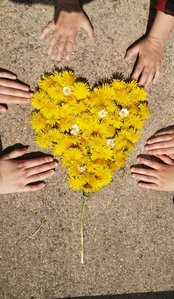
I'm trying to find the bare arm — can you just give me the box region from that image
[125,10,174,88]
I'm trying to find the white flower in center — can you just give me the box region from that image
[70,124,80,135]
[119,108,129,118]
[106,138,115,149]
[79,165,87,173]
[98,109,108,118]
[62,86,72,96]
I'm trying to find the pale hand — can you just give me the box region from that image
[131,156,174,191]
[0,148,58,194]
[40,9,94,61]
[125,35,164,89]
[145,130,174,157]
[0,71,32,113]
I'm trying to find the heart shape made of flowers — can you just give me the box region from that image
[31,70,150,193]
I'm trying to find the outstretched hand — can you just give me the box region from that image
[0,148,58,194]
[40,6,94,61]
[125,36,164,89]
[145,130,174,157]
[0,71,32,113]
[131,156,174,191]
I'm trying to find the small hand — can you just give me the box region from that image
[0,71,32,113]
[145,130,174,155]
[0,148,58,194]
[40,8,94,61]
[131,156,174,191]
[125,35,164,89]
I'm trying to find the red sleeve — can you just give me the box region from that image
[154,0,174,15]
[154,0,167,12]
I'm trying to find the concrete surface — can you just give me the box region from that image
[0,0,174,298]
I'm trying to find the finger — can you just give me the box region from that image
[0,79,29,91]
[168,154,174,159]
[130,166,156,177]
[56,37,67,61]
[138,182,159,190]
[155,130,174,136]
[0,94,31,104]
[24,156,54,168]
[0,72,17,80]
[48,35,59,56]
[158,154,174,165]
[27,169,55,184]
[0,104,8,113]
[144,72,155,89]
[152,68,160,85]
[138,68,149,87]
[2,148,28,160]
[146,134,174,145]
[23,182,46,192]
[39,22,54,40]
[0,86,32,98]
[82,21,94,42]
[65,37,75,60]
[27,161,57,176]
[147,147,174,155]
[131,64,144,81]
[131,173,157,183]
[137,157,161,170]
[124,44,140,61]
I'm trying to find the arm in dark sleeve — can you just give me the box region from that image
[154,0,174,16]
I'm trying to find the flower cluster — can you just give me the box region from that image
[31,71,150,192]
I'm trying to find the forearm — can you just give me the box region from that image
[148,10,174,43]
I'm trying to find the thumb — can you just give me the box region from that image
[82,21,94,42]
[125,43,140,61]
[3,148,28,160]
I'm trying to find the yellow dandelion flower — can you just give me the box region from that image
[120,128,140,143]
[61,71,76,86]
[31,112,47,132]
[94,84,115,100]
[38,75,57,91]
[41,102,60,119]
[59,116,77,132]
[111,79,127,90]
[36,131,52,149]
[47,129,62,143]
[46,114,59,126]
[61,148,83,166]
[113,151,127,168]
[69,176,86,191]
[95,168,113,186]
[139,102,150,119]
[47,85,65,102]
[31,91,49,110]
[91,146,113,160]
[123,115,144,130]
[72,82,90,99]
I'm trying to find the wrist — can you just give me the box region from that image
[147,34,165,47]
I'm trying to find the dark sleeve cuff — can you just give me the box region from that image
[154,0,174,16]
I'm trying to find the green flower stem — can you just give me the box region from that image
[80,192,89,264]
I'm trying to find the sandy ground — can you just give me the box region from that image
[0,0,174,298]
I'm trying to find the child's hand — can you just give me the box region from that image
[125,36,164,89]
[0,148,58,194]
[145,130,174,155]
[40,8,94,61]
[131,156,174,191]
[0,71,32,113]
